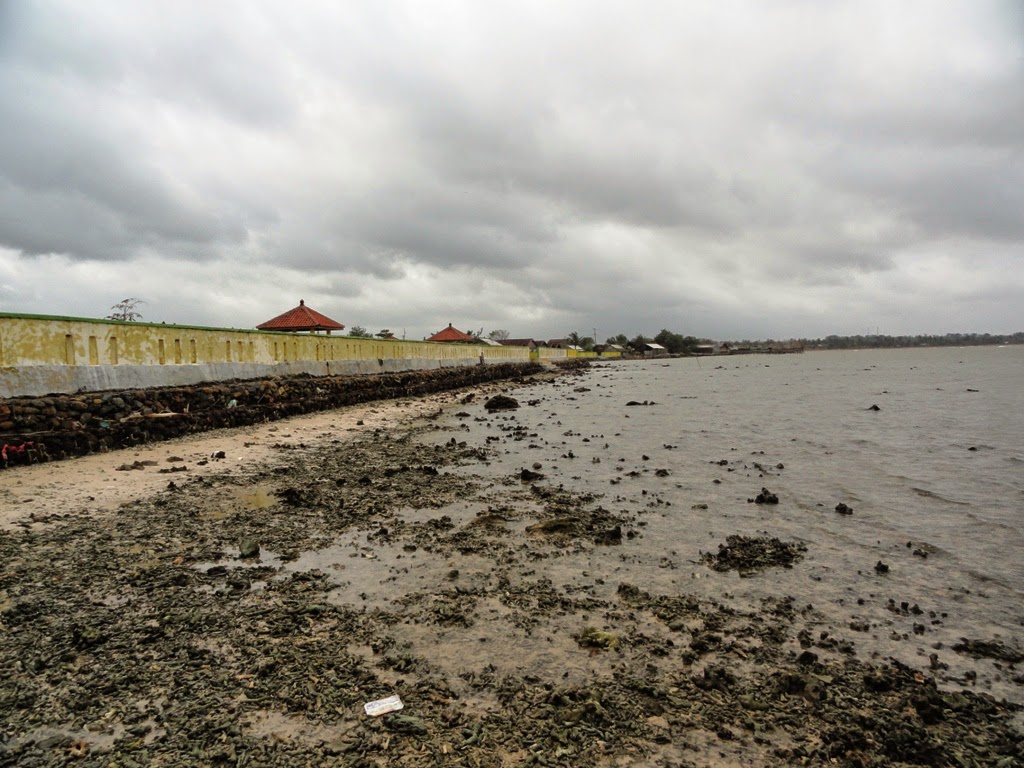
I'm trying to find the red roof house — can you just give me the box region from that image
[426,323,476,343]
[256,300,345,334]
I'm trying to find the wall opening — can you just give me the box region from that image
[236,341,244,362]
[247,341,254,362]
[174,339,182,364]
[225,340,232,362]
[110,337,119,365]
[88,336,99,365]
[189,339,197,364]
[64,335,76,365]
[158,339,166,365]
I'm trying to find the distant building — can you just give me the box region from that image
[641,342,667,357]
[256,300,345,334]
[426,323,476,343]
[500,338,539,350]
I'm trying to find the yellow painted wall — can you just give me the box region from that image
[0,313,548,368]
[536,347,566,360]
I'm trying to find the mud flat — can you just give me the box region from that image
[1,363,1022,767]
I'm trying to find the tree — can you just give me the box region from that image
[567,331,581,347]
[488,329,510,341]
[606,334,629,346]
[376,329,393,339]
[348,326,368,337]
[653,329,702,354]
[628,334,648,352]
[579,336,595,351]
[107,298,144,322]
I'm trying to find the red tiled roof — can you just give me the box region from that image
[426,323,476,342]
[256,300,345,332]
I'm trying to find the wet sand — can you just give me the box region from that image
[1,365,1021,767]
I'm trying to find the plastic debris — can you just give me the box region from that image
[363,694,404,717]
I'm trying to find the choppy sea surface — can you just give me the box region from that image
[438,345,1024,704]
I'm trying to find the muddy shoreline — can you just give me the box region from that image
[1,365,1021,767]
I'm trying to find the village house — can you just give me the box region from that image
[426,323,477,343]
[499,338,540,350]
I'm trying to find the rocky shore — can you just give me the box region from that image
[1,363,1021,767]
[0,362,545,468]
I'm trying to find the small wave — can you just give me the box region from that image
[963,569,1021,594]
[911,487,970,505]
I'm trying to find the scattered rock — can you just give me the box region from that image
[701,535,807,574]
[953,639,1024,664]
[484,395,519,411]
[238,539,260,558]
[116,460,157,471]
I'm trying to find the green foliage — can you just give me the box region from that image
[801,332,1024,349]
[654,329,700,354]
[488,329,510,341]
[348,326,368,337]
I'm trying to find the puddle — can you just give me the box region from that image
[243,710,357,745]
[235,485,278,509]
[199,484,279,520]
[281,531,455,608]
[393,597,625,686]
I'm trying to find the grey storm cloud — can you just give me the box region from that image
[0,0,1021,338]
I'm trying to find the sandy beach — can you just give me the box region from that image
[1,393,450,532]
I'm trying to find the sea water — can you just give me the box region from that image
[439,345,1024,703]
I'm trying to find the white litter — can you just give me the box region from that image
[363,694,404,717]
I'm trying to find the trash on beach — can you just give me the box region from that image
[363,694,404,717]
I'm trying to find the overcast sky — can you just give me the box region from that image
[0,1,1021,341]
